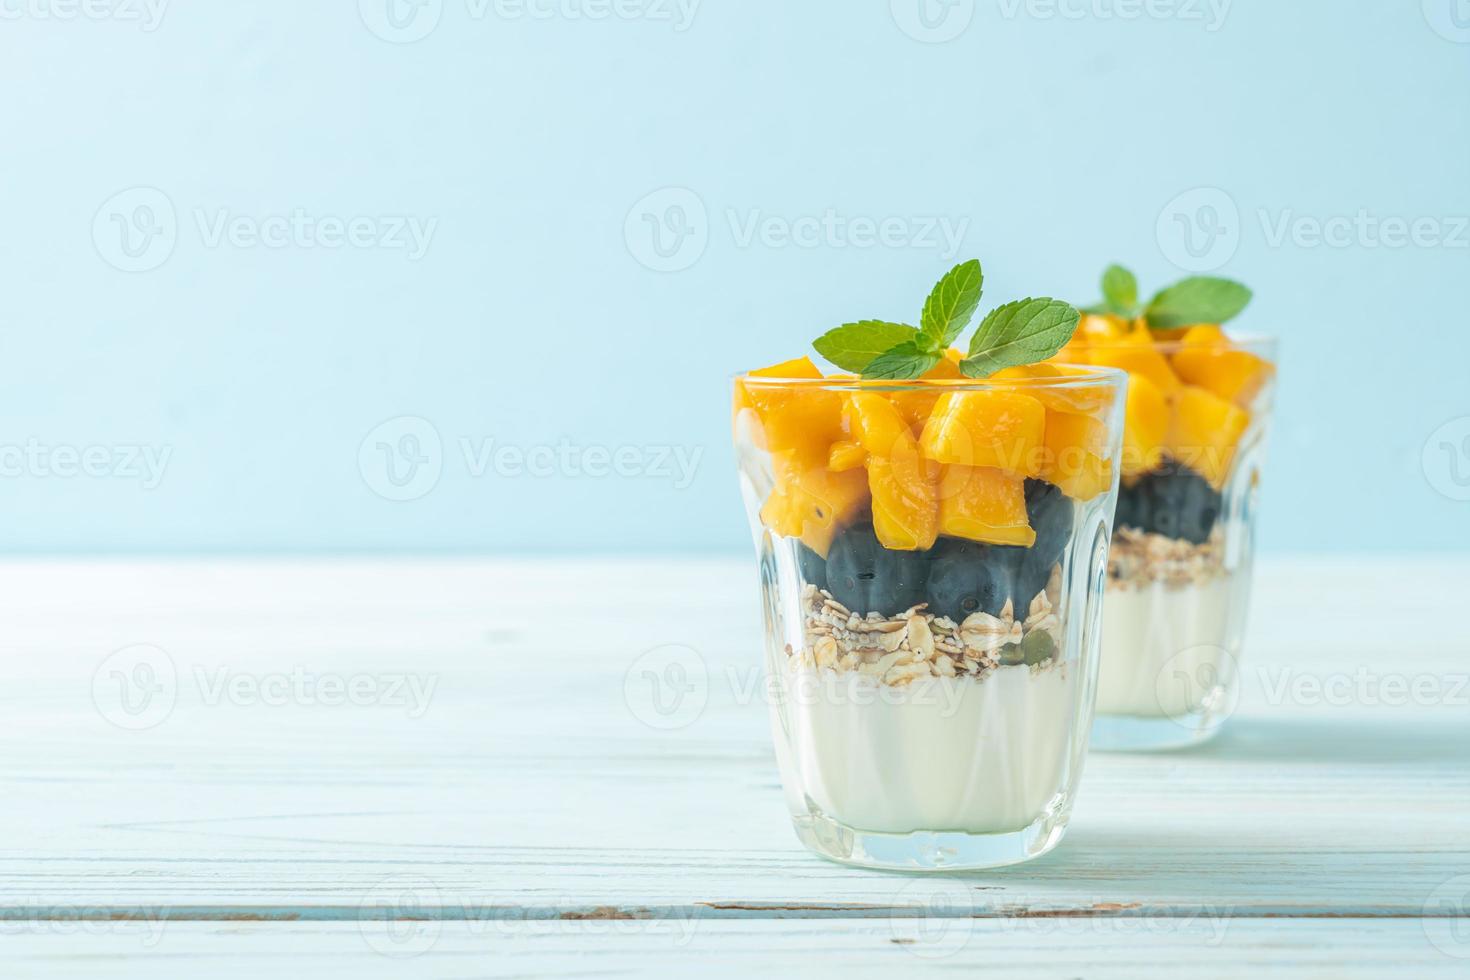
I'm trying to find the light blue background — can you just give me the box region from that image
[1,1,1466,553]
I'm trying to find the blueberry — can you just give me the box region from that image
[1023,479,1074,573]
[1010,547,1052,614]
[926,537,1015,622]
[826,524,930,618]
[1115,480,1147,531]
[796,543,828,592]
[1138,461,1220,544]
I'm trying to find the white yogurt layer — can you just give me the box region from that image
[1096,578,1233,718]
[773,665,1078,835]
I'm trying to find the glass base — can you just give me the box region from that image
[1090,709,1225,752]
[790,800,1070,871]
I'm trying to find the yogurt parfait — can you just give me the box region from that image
[733,260,1126,870]
[1070,266,1277,750]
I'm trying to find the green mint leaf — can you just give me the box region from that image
[1100,264,1138,316]
[961,298,1080,378]
[862,341,941,380]
[919,259,984,348]
[1144,276,1252,329]
[813,320,918,373]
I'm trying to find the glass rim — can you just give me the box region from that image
[1082,331,1278,357]
[734,363,1129,392]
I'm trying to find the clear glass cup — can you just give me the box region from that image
[733,365,1127,870]
[1084,330,1278,751]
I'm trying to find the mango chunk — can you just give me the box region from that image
[1121,372,1169,477]
[843,392,912,457]
[937,465,1035,547]
[1166,385,1249,488]
[828,439,866,472]
[991,363,1115,416]
[1170,325,1274,408]
[1087,328,1181,396]
[759,463,869,558]
[891,351,965,432]
[867,443,940,551]
[737,357,842,468]
[1078,313,1130,344]
[919,390,1046,476]
[1037,410,1113,501]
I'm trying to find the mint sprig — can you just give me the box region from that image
[920,259,983,349]
[1144,276,1252,329]
[812,320,919,374]
[962,299,1081,379]
[1085,264,1252,331]
[812,259,1080,380]
[864,341,942,380]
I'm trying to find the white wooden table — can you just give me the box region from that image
[2,557,1468,976]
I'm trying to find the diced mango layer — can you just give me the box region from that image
[937,465,1035,547]
[919,390,1046,476]
[1166,385,1250,488]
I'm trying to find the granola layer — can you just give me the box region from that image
[1107,525,1226,590]
[788,573,1064,687]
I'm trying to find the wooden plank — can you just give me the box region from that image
[1,919,1467,979]
[0,558,1466,921]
